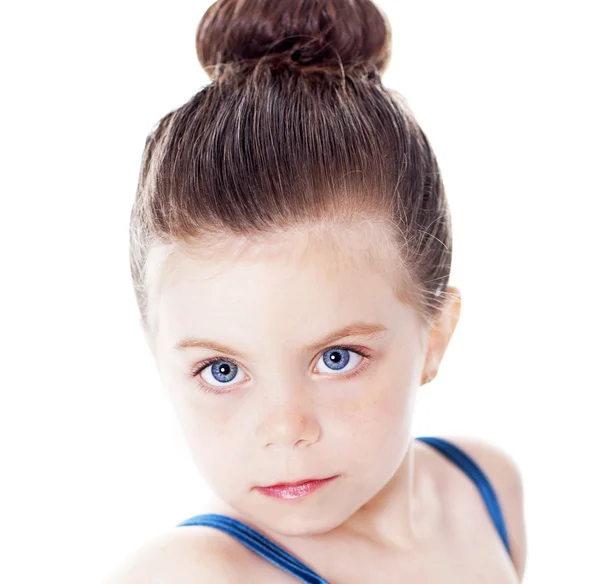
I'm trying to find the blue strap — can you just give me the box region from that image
[415,436,512,557]
[176,513,330,583]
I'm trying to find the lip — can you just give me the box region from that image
[254,475,339,500]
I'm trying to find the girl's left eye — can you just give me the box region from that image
[190,345,371,394]
[314,346,368,375]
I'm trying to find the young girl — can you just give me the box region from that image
[108,0,526,582]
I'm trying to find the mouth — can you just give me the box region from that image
[254,475,340,500]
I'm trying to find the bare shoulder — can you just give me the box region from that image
[103,525,261,584]
[443,435,528,581]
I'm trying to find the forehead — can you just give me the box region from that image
[162,219,403,278]
[148,221,417,339]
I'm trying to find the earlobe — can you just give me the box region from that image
[420,286,462,385]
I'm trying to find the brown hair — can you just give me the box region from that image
[130,0,453,333]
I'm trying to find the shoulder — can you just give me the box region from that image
[103,525,260,584]
[442,435,528,581]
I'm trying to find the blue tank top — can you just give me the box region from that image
[176,436,512,583]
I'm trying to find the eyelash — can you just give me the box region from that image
[190,344,373,395]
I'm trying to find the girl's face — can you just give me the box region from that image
[146,225,435,536]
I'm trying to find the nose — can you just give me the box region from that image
[256,386,321,449]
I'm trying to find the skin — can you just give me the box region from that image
[108,222,526,583]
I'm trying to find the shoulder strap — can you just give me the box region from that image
[176,513,330,584]
[415,436,511,557]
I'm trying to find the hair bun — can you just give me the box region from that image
[196,0,391,79]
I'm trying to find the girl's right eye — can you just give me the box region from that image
[192,358,246,394]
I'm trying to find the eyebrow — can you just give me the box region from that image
[175,321,388,359]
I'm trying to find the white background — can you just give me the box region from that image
[1,1,598,582]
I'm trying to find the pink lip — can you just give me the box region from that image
[255,476,339,500]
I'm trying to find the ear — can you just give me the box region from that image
[420,286,461,385]
[140,317,155,358]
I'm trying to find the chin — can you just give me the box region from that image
[254,503,350,538]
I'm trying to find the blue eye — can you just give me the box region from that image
[200,360,243,387]
[315,346,365,374]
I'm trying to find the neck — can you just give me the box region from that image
[336,437,433,551]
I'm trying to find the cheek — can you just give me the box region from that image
[338,371,414,422]
[174,411,244,489]
[166,392,226,460]
[327,377,415,455]
[167,389,255,478]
